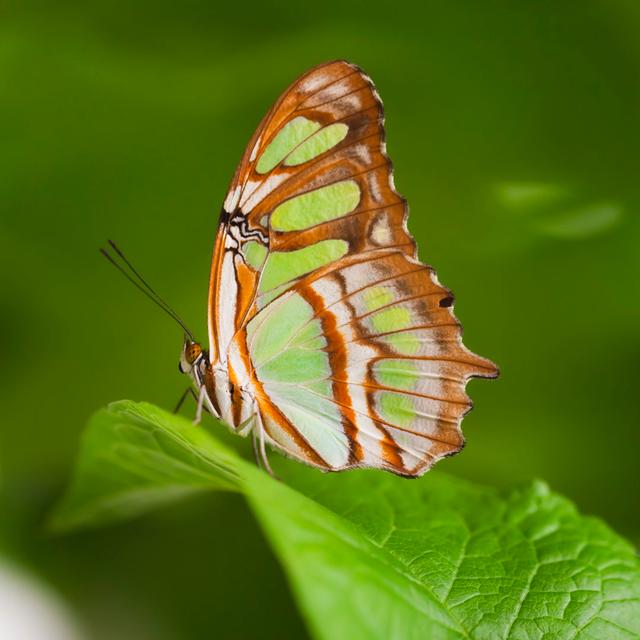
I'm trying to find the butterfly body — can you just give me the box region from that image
[181,60,498,477]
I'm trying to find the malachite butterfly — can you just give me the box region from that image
[121,60,498,477]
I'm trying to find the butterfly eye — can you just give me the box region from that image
[186,343,202,364]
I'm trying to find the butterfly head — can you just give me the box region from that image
[179,336,204,375]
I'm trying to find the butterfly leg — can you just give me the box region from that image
[252,432,275,477]
[173,386,197,414]
[251,431,261,467]
[253,412,276,478]
[193,384,206,425]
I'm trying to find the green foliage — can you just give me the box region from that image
[53,401,640,639]
[494,182,624,240]
[51,402,238,530]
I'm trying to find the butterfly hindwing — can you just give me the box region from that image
[245,250,496,475]
[208,60,498,476]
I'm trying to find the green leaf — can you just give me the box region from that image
[50,401,239,530]
[535,202,623,239]
[494,182,571,213]
[54,401,640,639]
[493,182,624,241]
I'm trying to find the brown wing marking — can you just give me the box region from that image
[296,275,364,466]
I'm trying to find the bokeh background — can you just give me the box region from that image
[1,1,638,637]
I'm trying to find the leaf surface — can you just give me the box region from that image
[54,401,640,639]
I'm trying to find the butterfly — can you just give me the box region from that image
[167,60,497,477]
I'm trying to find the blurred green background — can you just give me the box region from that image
[1,1,638,637]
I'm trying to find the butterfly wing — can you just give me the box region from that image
[208,60,411,361]
[209,60,498,476]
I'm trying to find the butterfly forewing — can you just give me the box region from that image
[208,60,497,476]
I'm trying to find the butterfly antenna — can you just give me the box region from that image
[100,241,196,341]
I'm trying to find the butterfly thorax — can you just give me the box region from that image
[179,337,257,433]
[208,359,257,433]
